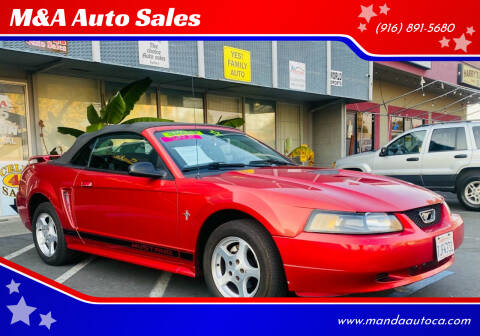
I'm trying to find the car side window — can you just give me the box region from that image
[88,133,161,173]
[71,140,95,167]
[473,126,480,149]
[428,127,467,152]
[386,130,426,156]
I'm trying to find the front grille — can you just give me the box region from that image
[403,203,443,229]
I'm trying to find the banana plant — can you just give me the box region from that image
[216,116,245,128]
[57,77,172,138]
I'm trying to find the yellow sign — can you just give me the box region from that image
[459,63,480,89]
[224,46,251,82]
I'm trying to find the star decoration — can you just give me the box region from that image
[39,311,57,330]
[439,36,450,48]
[379,3,390,15]
[358,5,377,23]
[358,23,367,32]
[7,296,37,325]
[453,33,472,52]
[467,26,475,35]
[6,279,20,294]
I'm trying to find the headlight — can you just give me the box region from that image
[305,211,403,234]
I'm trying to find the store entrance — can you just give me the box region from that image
[345,111,374,156]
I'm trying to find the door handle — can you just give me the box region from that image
[454,154,468,159]
[80,181,93,188]
[406,157,419,161]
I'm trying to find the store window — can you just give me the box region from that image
[0,83,29,160]
[244,99,275,147]
[160,91,204,123]
[105,82,157,121]
[346,111,374,156]
[391,116,404,139]
[207,95,242,126]
[36,74,101,152]
[391,116,425,139]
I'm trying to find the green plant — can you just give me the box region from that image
[57,77,171,138]
[216,116,245,128]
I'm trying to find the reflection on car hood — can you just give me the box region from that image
[202,167,442,213]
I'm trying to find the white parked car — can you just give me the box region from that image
[334,120,480,211]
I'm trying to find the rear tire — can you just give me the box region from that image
[32,202,78,265]
[203,219,287,297]
[456,172,480,211]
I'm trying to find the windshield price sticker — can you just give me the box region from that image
[161,130,203,142]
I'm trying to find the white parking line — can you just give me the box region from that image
[55,256,96,284]
[149,272,172,297]
[3,244,35,260]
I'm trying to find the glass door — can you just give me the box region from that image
[0,81,30,216]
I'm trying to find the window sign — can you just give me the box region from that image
[289,61,306,91]
[224,46,251,82]
[330,70,343,87]
[138,41,169,68]
[0,161,26,216]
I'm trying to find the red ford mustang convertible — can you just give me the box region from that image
[17,123,464,297]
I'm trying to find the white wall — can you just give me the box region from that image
[312,103,345,167]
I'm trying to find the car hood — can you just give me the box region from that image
[201,167,442,213]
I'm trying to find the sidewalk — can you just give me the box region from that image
[0,216,29,238]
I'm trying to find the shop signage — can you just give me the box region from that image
[25,41,68,54]
[138,41,169,68]
[0,95,24,145]
[330,70,343,87]
[0,161,26,216]
[289,61,306,91]
[458,63,480,89]
[224,46,251,82]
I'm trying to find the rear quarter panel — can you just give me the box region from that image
[18,163,79,231]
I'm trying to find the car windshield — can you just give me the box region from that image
[155,129,293,172]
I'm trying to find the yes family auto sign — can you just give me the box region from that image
[0,161,26,216]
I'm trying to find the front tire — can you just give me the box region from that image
[32,202,78,265]
[203,219,287,297]
[457,173,480,211]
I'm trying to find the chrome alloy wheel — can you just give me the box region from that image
[211,236,261,297]
[465,181,480,205]
[35,213,58,257]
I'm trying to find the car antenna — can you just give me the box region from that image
[192,76,200,179]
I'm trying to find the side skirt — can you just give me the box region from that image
[64,230,196,278]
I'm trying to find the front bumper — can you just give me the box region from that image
[273,210,464,297]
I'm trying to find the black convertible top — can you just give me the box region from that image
[55,122,228,164]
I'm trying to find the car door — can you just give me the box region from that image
[372,129,428,185]
[72,133,178,248]
[421,125,472,189]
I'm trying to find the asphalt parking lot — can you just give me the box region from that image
[1,192,479,298]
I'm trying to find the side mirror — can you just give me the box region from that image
[128,162,167,178]
[379,147,388,157]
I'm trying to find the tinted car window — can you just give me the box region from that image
[429,127,467,152]
[386,130,426,156]
[89,134,160,173]
[71,140,95,166]
[473,126,480,149]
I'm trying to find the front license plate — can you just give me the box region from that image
[435,232,454,262]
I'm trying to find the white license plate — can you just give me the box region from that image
[435,232,454,262]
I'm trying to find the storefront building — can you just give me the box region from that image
[0,40,371,216]
[344,61,478,156]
